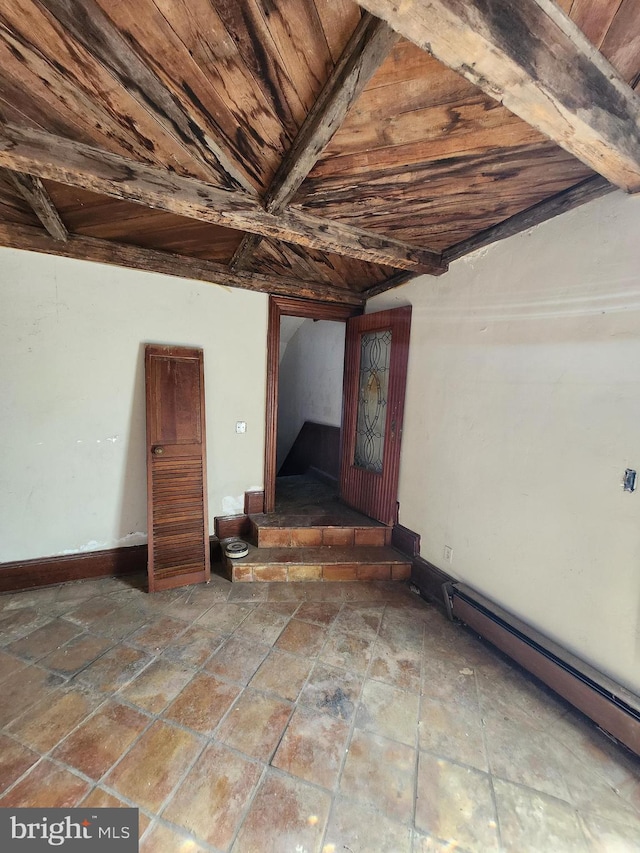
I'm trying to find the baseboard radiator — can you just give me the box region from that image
[446,582,640,757]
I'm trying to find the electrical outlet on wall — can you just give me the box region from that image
[443,545,453,563]
[235,421,246,434]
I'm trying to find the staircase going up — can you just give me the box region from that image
[218,475,412,583]
[221,508,411,583]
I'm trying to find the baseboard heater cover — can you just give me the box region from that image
[449,582,640,758]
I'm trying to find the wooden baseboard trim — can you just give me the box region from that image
[1,536,223,594]
[214,514,253,540]
[244,490,265,514]
[411,555,456,613]
[307,466,337,487]
[0,545,148,593]
[279,422,341,482]
[392,524,421,557]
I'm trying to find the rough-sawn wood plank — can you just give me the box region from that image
[357,0,640,191]
[0,221,365,305]
[0,124,446,273]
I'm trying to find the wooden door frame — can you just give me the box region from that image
[264,295,361,514]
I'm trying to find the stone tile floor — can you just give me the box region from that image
[1,572,639,852]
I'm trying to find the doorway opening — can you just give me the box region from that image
[275,315,346,511]
[264,297,411,527]
[263,296,360,514]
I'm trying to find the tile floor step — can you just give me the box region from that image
[250,519,391,549]
[250,506,384,529]
[222,544,411,583]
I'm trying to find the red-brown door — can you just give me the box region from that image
[339,306,411,525]
[145,344,210,592]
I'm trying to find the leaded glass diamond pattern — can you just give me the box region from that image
[353,329,392,473]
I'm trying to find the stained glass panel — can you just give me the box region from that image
[353,329,392,473]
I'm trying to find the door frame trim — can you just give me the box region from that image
[264,296,361,513]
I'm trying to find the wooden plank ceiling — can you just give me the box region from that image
[0,0,638,306]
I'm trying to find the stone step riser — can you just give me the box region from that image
[251,522,392,549]
[223,558,411,583]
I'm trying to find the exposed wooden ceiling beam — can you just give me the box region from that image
[443,175,616,263]
[230,12,399,273]
[357,0,640,192]
[1,168,68,241]
[0,124,446,274]
[0,221,365,306]
[265,13,399,214]
[362,270,416,300]
[363,175,616,294]
[36,0,256,194]
[229,233,264,273]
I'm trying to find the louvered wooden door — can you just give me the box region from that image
[145,345,210,592]
[339,306,411,526]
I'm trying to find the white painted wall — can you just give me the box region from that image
[369,190,640,693]
[279,315,306,361]
[277,319,345,469]
[0,249,268,562]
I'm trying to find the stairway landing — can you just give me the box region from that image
[222,475,411,583]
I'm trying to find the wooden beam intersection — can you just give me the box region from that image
[1,167,68,241]
[0,221,365,306]
[230,12,399,273]
[358,0,640,192]
[264,13,399,215]
[0,124,446,274]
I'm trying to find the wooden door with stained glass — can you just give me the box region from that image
[339,306,411,526]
